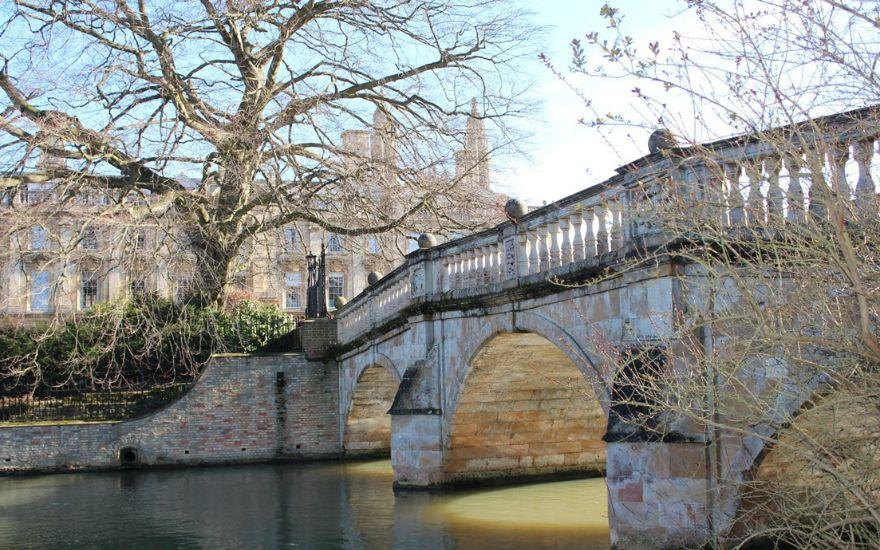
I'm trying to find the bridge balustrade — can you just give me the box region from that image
[337,107,879,346]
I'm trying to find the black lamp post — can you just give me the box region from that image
[305,244,328,318]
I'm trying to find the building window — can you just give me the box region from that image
[327,233,343,253]
[284,227,301,252]
[29,271,52,312]
[284,272,302,309]
[328,272,344,306]
[80,272,100,309]
[81,228,98,250]
[30,226,48,250]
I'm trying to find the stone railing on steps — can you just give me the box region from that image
[337,105,879,346]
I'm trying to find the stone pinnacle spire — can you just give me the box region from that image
[457,97,489,189]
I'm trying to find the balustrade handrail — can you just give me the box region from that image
[337,104,880,345]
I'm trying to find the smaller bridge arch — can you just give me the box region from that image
[343,360,401,457]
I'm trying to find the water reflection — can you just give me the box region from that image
[0,460,609,549]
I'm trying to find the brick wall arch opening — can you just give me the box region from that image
[344,365,398,457]
[444,332,607,484]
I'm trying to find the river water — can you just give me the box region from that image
[0,460,610,549]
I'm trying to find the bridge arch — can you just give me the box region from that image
[447,311,611,424]
[731,386,879,546]
[343,360,401,457]
[443,329,609,484]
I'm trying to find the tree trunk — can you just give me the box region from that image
[190,230,236,309]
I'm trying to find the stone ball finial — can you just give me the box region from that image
[417,233,437,250]
[505,198,528,220]
[648,128,679,154]
[367,271,381,285]
[333,295,348,309]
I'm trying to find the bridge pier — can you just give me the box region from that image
[390,413,444,487]
[607,441,714,549]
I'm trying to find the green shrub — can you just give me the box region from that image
[0,298,295,395]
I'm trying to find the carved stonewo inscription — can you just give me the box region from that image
[503,236,517,279]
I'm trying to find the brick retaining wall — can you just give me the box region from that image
[0,353,341,474]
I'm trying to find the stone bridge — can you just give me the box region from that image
[332,106,879,548]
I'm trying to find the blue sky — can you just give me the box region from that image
[0,1,688,205]
[502,1,687,204]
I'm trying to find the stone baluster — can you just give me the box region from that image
[464,248,475,288]
[830,144,853,220]
[806,149,829,221]
[610,197,623,250]
[854,140,875,213]
[484,243,493,284]
[596,201,609,255]
[745,161,765,225]
[828,144,851,200]
[517,230,529,278]
[620,192,631,244]
[538,224,550,272]
[784,155,805,224]
[724,163,745,225]
[765,156,783,224]
[451,255,460,290]
[560,215,572,266]
[548,218,561,268]
[468,247,478,287]
[490,243,501,283]
[445,254,454,290]
[707,164,727,226]
[571,209,585,262]
[450,253,461,289]
[584,207,597,258]
[528,228,540,275]
[480,245,491,285]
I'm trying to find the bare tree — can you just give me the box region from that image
[0,0,531,307]
[557,1,880,547]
